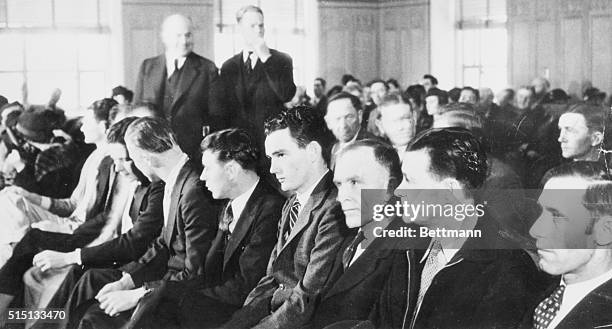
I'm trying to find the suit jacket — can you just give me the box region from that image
[222,171,348,329]
[308,219,427,329]
[134,52,220,160]
[79,181,164,267]
[127,161,221,288]
[407,218,546,329]
[522,277,612,329]
[218,49,296,148]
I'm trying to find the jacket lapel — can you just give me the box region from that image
[129,183,148,222]
[223,181,265,267]
[171,53,200,116]
[231,53,247,112]
[278,172,333,256]
[163,162,191,245]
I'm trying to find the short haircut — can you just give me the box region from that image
[461,86,480,102]
[405,84,426,108]
[407,127,488,190]
[386,78,400,89]
[327,91,362,113]
[439,102,477,116]
[341,74,357,85]
[236,5,264,22]
[518,85,536,95]
[315,77,326,87]
[201,128,259,171]
[89,98,118,128]
[379,92,411,110]
[108,104,132,125]
[541,161,609,186]
[338,139,403,192]
[583,181,612,230]
[423,74,438,86]
[565,103,606,133]
[107,116,139,145]
[326,85,344,98]
[448,87,462,103]
[367,79,389,90]
[125,117,178,153]
[437,107,483,130]
[264,106,336,166]
[426,87,449,105]
[111,86,134,102]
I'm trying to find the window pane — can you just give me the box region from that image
[462,30,479,66]
[78,34,110,70]
[0,0,7,27]
[463,67,480,88]
[0,34,23,71]
[7,0,52,27]
[27,72,77,111]
[461,0,487,21]
[481,66,507,92]
[55,0,98,27]
[79,71,105,110]
[481,28,507,67]
[25,33,77,71]
[0,72,23,102]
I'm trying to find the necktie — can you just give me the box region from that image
[245,51,253,74]
[219,204,234,237]
[168,58,179,81]
[415,240,443,317]
[533,284,566,329]
[342,231,365,270]
[283,199,300,243]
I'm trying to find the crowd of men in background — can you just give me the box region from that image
[0,4,609,329]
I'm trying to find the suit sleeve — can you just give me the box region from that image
[79,182,164,267]
[201,198,282,306]
[241,202,346,329]
[133,60,147,104]
[261,52,296,104]
[206,62,228,132]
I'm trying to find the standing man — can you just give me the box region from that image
[134,14,220,163]
[218,5,296,161]
[221,106,347,329]
[312,77,328,115]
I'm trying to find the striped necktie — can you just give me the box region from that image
[283,199,300,243]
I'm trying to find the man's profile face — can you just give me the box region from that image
[162,16,194,57]
[125,138,156,180]
[378,103,414,149]
[334,147,390,228]
[420,78,434,91]
[529,177,595,275]
[370,82,387,106]
[107,143,136,179]
[314,80,325,97]
[459,90,477,104]
[516,88,533,110]
[239,11,265,47]
[81,111,105,144]
[200,150,231,199]
[558,113,596,161]
[265,128,311,193]
[325,98,361,143]
[425,95,440,115]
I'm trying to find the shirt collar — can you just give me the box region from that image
[295,170,329,208]
[166,54,187,71]
[230,178,260,220]
[164,153,189,193]
[242,50,258,63]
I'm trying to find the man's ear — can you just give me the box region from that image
[225,160,240,179]
[441,177,469,203]
[306,141,322,163]
[357,110,363,125]
[594,216,612,246]
[374,115,384,136]
[591,131,604,147]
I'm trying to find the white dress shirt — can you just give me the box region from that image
[166,54,187,78]
[547,267,612,328]
[162,154,189,227]
[228,178,259,234]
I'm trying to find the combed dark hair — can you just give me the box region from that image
[426,87,449,105]
[541,161,610,186]
[386,78,400,89]
[461,86,480,102]
[423,74,438,86]
[201,128,259,171]
[367,79,388,90]
[338,139,403,192]
[408,127,488,190]
[90,98,118,128]
[565,103,607,133]
[315,77,326,88]
[341,74,357,86]
[264,106,336,166]
[107,116,139,145]
[327,91,363,113]
[405,84,426,108]
[125,117,178,153]
[236,5,263,22]
[448,87,462,103]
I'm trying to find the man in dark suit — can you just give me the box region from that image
[221,106,348,329]
[324,92,377,169]
[125,128,285,329]
[0,117,160,319]
[63,117,219,328]
[306,139,423,329]
[527,161,612,329]
[218,5,296,160]
[133,14,220,162]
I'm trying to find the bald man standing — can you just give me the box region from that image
[134,14,220,163]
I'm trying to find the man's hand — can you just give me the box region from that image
[96,274,135,299]
[32,250,77,271]
[97,288,147,317]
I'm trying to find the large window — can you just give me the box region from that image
[456,0,507,92]
[213,0,307,85]
[0,0,114,114]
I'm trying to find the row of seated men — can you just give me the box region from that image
[0,103,608,329]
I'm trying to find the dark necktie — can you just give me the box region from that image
[342,231,365,270]
[168,59,179,81]
[533,284,566,329]
[245,51,253,74]
[283,199,300,243]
